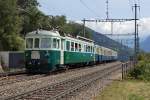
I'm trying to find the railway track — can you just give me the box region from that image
[0,63,114,87]
[0,67,92,87]
[0,66,88,87]
[5,63,121,100]
[0,74,45,86]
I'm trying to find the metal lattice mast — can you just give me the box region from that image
[82,3,140,63]
[106,0,109,19]
[132,4,140,64]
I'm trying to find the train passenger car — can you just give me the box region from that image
[112,50,118,61]
[94,45,118,63]
[64,36,95,67]
[25,30,95,73]
[95,45,102,63]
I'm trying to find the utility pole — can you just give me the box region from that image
[106,0,109,19]
[137,24,140,54]
[83,18,86,37]
[132,4,140,64]
[106,0,114,35]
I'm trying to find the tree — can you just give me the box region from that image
[17,0,92,39]
[0,0,24,51]
[61,22,92,39]
[17,0,39,9]
[17,0,41,35]
[20,7,45,34]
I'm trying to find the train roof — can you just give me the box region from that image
[77,36,94,43]
[26,30,60,37]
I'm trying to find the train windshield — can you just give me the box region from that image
[34,38,39,48]
[41,38,51,48]
[26,38,33,48]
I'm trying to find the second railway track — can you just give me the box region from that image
[6,63,121,100]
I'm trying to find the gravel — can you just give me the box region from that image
[70,69,122,100]
[0,62,121,99]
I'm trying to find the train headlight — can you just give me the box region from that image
[29,62,31,65]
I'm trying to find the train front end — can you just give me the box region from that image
[25,30,61,73]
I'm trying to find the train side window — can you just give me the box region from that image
[79,44,81,52]
[99,48,101,54]
[26,38,33,48]
[71,42,74,51]
[66,41,70,51]
[53,38,57,48]
[75,43,78,51]
[41,38,51,48]
[34,38,39,48]
[86,45,88,52]
[93,47,94,53]
[89,46,91,52]
[96,47,97,54]
[90,46,92,53]
[88,46,90,52]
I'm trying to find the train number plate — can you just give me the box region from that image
[31,51,40,59]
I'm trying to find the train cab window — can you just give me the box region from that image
[75,43,78,51]
[41,38,51,48]
[71,42,74,51]
[26,38,33,48]
[34,38,39,48]
[53,38,57,48]
[66,41,70,51]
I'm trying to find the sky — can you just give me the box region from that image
[38,0,150,42]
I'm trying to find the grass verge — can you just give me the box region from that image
[95,80,150,100]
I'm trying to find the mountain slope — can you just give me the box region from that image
[140,36,150,52]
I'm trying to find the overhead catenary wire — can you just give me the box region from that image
[137,0,141,18]
[128,0,133,11]
[129,0,141,21]
[79,0,101,18]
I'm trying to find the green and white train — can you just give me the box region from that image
[25,30,117,73]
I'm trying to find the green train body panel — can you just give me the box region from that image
[64,51,94,64]
[25,50,60,72]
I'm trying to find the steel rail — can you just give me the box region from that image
[50,65,121,100]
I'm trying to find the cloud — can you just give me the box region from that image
[76,17,150,41]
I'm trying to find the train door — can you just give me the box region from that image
[60,39,65,65]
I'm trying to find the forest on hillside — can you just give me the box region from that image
[0,0,92,51]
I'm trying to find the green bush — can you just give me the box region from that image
[129,59,150,81]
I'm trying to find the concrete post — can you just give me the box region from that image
[0,55,4,73]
